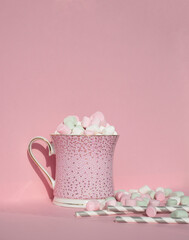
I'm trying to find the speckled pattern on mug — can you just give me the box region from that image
[51,135,119,199]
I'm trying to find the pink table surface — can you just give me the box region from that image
[1,199,189,240]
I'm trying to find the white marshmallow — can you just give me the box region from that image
[76,121,82,126]
[139,185,151,194]
[102,126,115,135]
[64,121,75,130]
[72,126,84,135]
[86,125,100,134]
[156,187,164,193]
[64,116,77,125]
[129,189,138,193]
[90,117,101,126]
[169,196,181,205]
[113,131,118,135]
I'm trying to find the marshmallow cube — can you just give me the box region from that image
[86,125,100,134]
[170,210,188,218]
[114,189,127,194]
[149,199,160,207]
[156,187,164,193]
[105,199,117,208]
[120,194,131,206]
[102,126,115,135]
[139,185,151,194]
[90,111,105,122]
[146,206,157,217]
[181,196,189,205]
[148,190,155,199]
[115,192,125,201]
[166,199,178,206]
[171,191,185,197]
[164,188,173,197]
[125,199,136,206]
[86,200,100,211]
[136,200,148,207]
[129,189,138,193]
[131,192,141,199]
[169,196,181,205]
[72,126,84,135]
[56,123,71,135]
[155,191,165,201]
[90,117,101,126]
[81,116,91,128]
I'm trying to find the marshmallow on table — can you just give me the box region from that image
[171,210,188,218]
[146,206,157,217]
[131,192,140,199]
[150,199,160,207]
[181,196,189,206]
[105,197,117,208]
[170,191,185,197]
[166,199,178,206]
[86,200,100,211]
[155,191,165,201]
[139,185,151,194]
[56,123,71,135]
[120,194,130,205]
[141,194,151,199]
[115,191,126,201]
[125,199,136,206]
[136,200,148,207]
[148,190,155,199]
[129,189,138,193]
[169,196,181,205]
[156,187,164,193]
[114,189,128,194]
[164,188,173,197]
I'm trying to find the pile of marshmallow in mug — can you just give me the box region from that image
[55,111,117,135]
[75,186,189,222]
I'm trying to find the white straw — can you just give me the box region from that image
[108,206,189,213]
[115,216,189,224]
[75,210,126,217]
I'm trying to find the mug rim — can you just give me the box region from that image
[50,134,119,137]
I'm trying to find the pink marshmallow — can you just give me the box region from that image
[105,199,117,208]
[146,205,157,217]
[120,194,130,205]
[90,117,101,126]
[155,191,165,201]
[90,111,105,122]
[56,123,71,134]
[125,199,136,206]
[115,192,125,201]
[100,119,107,127]
[86,200,100,211]
[81,116,90,128]
[149,199,160,207]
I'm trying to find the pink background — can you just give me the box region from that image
[1,0,189,239]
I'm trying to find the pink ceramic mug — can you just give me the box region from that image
[28,134,119,208]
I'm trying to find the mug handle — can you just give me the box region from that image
[28,136,55,189]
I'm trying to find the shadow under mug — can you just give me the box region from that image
[28,134,119,208]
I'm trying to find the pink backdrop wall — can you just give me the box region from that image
[1,0,189,204]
